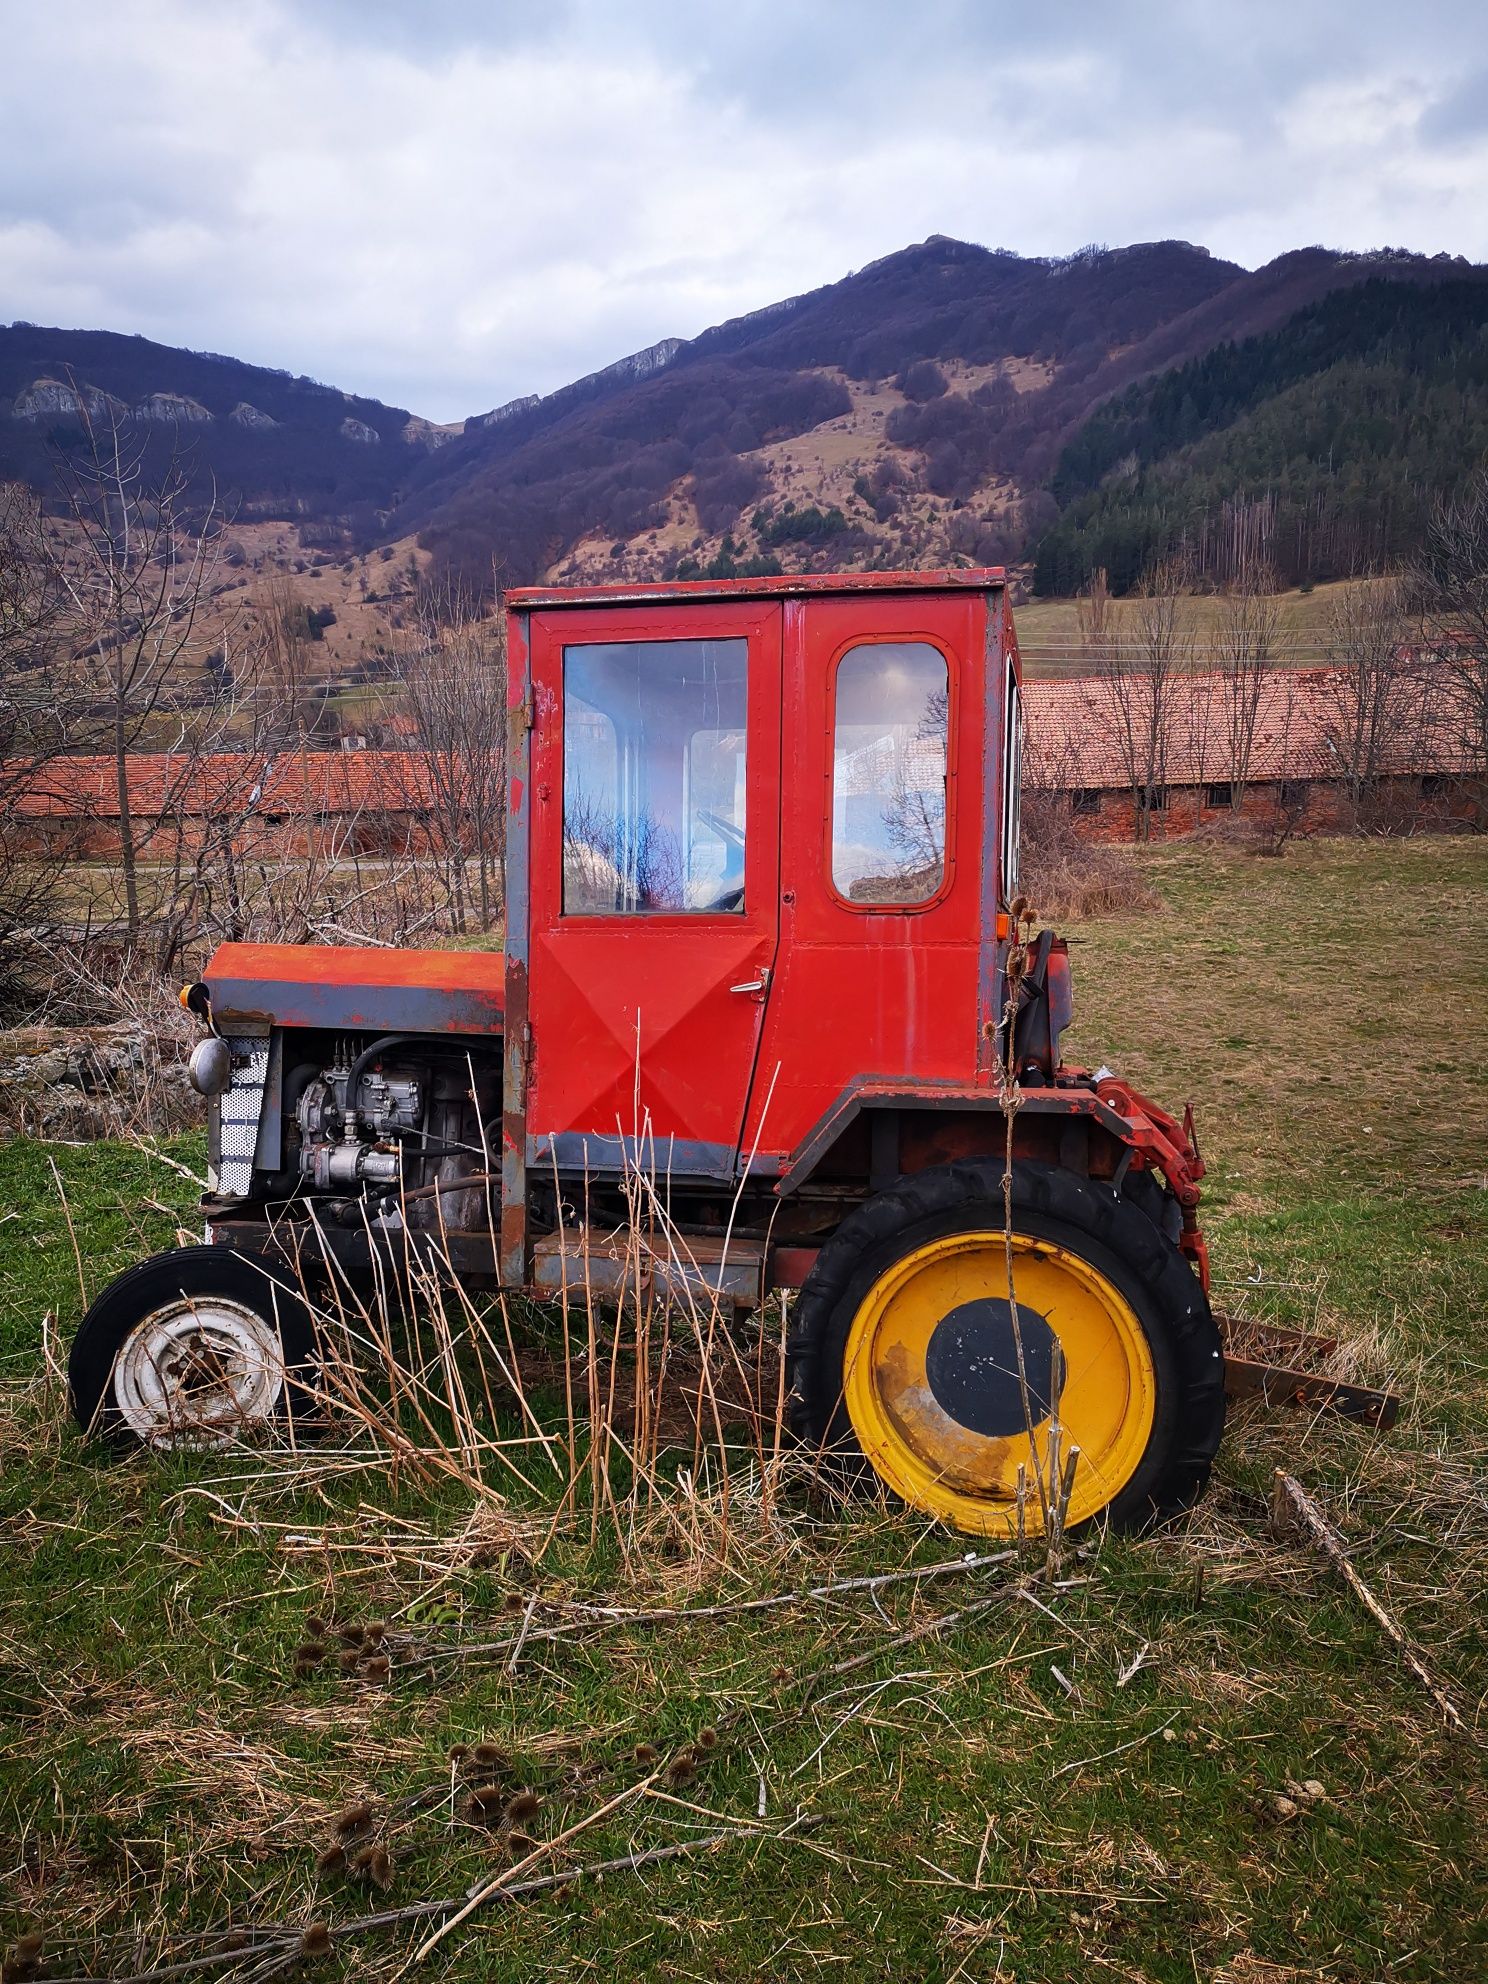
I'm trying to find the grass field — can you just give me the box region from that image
[2,838,1486,1981]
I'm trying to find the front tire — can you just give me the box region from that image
[787,1160,1224,1536]
[68,1246,320,1450]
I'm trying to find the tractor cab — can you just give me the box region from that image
[510,572,1023,1210]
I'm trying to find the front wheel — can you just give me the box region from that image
[68,1246,320,1450]
[787,1160,1224,1536]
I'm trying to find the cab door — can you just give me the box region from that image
[526,599,782,1179]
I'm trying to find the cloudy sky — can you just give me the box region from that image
[2,0,1486,420]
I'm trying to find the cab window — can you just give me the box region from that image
[831,642,949,905]
[563,638,747,914]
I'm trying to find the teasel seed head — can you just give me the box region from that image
[448,1742,470,1763]
[334,1801,374,1837]
[348,1845,377,1878]
[299,1922,332,1958]
[471,1740,506,1769]
[360,1654,391,1682]
[337,1648,361,1675]
[305,1613,328,1638]
[695,1726,718,1751]
[633,1742,659,1764]
[506,1829,536,1855]
[503,1591,528,1614]
[664,1755,696,1788]
[368,1847,393,1890]
[337,1622,365,1646]
[505,1788,542,1822]
[3,1934,42,1983]
[364,1620,387,1646]
[313,1842,347,1875]
[463,1784,506,1822]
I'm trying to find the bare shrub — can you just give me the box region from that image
[1021,726,1159,921]
[392,587,506,934]
[1411,467,1488,809]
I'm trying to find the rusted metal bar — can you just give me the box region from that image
[1217,1312,1399,1429]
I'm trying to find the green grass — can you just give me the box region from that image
[2,838,1487,1981]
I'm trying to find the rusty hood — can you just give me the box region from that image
[202,942,506,1035]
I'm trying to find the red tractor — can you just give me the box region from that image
[70,568,1228,1535]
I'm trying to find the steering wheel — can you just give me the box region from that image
[697,807,745,852]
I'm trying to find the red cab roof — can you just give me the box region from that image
[506,566,1007,610]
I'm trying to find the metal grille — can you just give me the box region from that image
[216,1036,269,1197]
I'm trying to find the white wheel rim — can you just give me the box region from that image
[112,1292,286,1447]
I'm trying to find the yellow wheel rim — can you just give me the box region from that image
[841,1230,1157,1536]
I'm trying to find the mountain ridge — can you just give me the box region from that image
[3,235,1485,594]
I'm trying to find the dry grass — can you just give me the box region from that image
[1021,795,1161,921]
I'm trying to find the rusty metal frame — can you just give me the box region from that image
[507,567,1006,611]
[1218,1315,1400,1429]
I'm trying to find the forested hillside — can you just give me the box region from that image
[398,240,1488,592]
[1034,278,1488,593]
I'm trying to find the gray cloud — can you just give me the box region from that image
[1,0,1485,419]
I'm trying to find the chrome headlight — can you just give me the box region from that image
[188,1035,233,1096]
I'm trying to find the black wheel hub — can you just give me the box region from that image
[924,1298,1056,1438]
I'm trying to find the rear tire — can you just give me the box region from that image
[787,1160,1224,1535]
[68,1246,320,1451]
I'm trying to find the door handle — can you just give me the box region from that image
[730,967,771,998]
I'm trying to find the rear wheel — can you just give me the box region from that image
[788,1160,1224,1536]
[68,1247,320,1450]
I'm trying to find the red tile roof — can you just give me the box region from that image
[1023,668,1472,788]
[12,751,436,819]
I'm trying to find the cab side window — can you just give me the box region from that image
[830,642,949,906]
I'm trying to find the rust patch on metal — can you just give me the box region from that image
[875,1340,1030,1496]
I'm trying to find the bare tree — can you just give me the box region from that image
[49,405,223,942]
[1076,564,1113,674]
[1098,557,1193,841]
[1255,674,1319,856]
[0,483,83,1008]
[148,631,448,972]
[1217,557,1286,812]
[1316,576,1420,826]
[1411,469,1488,818]
[394,588,507,932]
[252,578,336,746]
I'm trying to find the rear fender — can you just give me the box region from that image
[776,1075,1210,1290]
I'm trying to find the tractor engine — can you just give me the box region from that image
[294,1060,424,1190]
[248,1036,499,1231]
